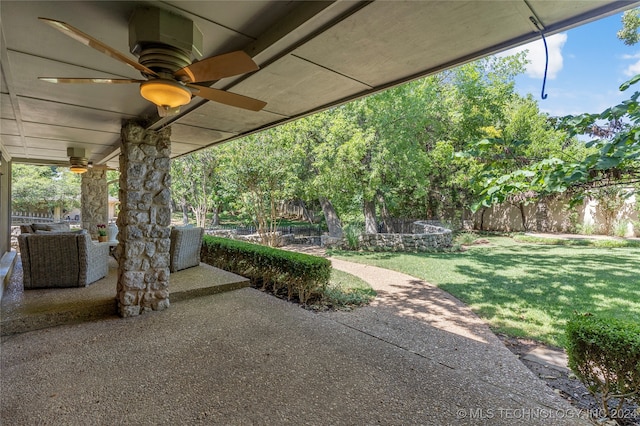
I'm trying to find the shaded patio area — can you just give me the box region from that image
[0,257,249,336]
[1,255,589,425]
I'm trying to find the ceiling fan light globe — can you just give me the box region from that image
[140,79,191,108]
[70,166,88,174]
[69,154,89,174]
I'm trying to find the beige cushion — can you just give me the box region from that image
[31,222,71,232]
[35,229,86,235]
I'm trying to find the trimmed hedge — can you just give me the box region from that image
[566,314,640,419]
[201,235,331,304]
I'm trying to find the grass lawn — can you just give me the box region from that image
[329,237,640,347]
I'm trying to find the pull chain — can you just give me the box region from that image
[529,16,549,100]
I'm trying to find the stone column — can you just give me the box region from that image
[117,121,171,317]
[81,169,108,238]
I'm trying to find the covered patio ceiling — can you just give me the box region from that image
[1,1,638,170]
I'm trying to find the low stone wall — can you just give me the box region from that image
[359,221,452,252]
[412,221,448,234]
[205,222,452,251]
[205,229,298,246]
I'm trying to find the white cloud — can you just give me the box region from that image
[625,59,640,76]
[499,33,568,80]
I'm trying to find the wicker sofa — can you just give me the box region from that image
[169,226,204,272]
[18,231,109,289]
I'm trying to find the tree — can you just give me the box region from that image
[171,150,229,228]
[162,51,535,237]
[224,131,298,246]
[465,95,588,224]
[472,75,640,210]
[12,164,81,214]
[275,112,346,237]
[618,8,640,46]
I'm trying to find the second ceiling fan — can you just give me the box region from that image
[39,6,267,117]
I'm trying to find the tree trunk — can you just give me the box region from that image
[299,200,314,224]
[191,205,207,229]
[377,192,393,233]
[211,205,220,226]
[518,202,527,231]
[181,197,189,225]
[363,198,378,234]
[319,197,343,238]
[426,195,439,219]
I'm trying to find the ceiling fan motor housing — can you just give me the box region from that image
[129,7,203,74]
[67,147,89,172]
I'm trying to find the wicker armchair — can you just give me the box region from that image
[18,232,109,288]
[169,227,204,272]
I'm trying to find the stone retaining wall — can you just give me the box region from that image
[205,229,303,246]
[359,221,452,252]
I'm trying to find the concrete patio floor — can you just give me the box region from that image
[0,257,250,336]
[1,256,589,425]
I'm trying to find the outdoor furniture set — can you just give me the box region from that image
[18,223,204,289]
[18,222,109,289]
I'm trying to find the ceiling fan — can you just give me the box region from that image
[67,147,114,174]
[38,7,266,117]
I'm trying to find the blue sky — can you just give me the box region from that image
[500,10,640,117]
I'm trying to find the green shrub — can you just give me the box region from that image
[566,314,640,420]
[455,231,479,245]
[577,222,596,235]
[201,236,331,304]
[343,223,362,250]
[613,220,629,237]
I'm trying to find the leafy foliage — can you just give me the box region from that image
[170,51,632,233]
[12,164,80,213]
[171,150,229,228]
[566,314,640,419]
[472,75,640,210]
[223,132,298,245]
[618,8,640,46]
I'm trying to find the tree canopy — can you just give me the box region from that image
[170,53,569,234]
[12,164,81,214]
[168,17,639,236]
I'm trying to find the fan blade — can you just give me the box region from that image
[187,84,266,111]
[174,51,258,83]
[39,77,143,84]
[39,17,158,77]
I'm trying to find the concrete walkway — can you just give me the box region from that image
[324,259,577,407]
[1,256,588,425]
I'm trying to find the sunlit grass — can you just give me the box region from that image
[329,236,640,347]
